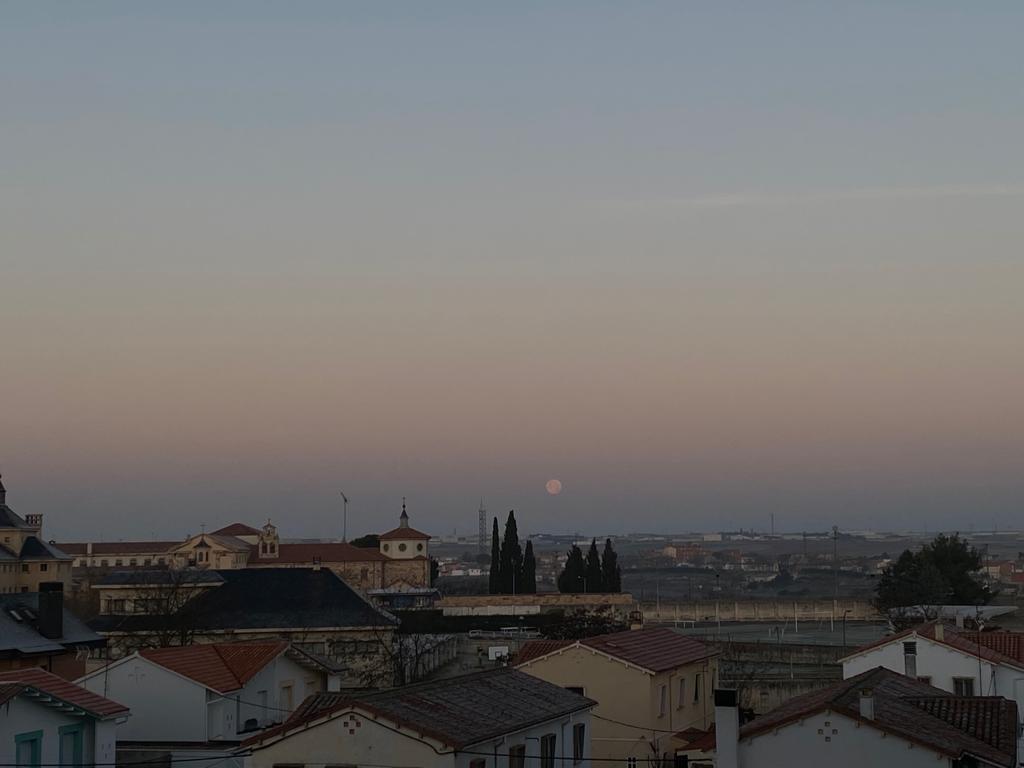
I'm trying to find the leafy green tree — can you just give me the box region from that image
[558,545,586,593]
[499,510,524,594]
[350,534,379,549]
[876,533,989,613]
[585,539,603,593]
[488,518,501,594]
[429,557,440,586]
[522,540,537,594]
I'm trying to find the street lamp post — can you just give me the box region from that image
[842,609,852,648]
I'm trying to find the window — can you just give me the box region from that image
[39,563,48,572]
[953,677,975,696]
[417,543,424,551]
[469,760,486,768]
[903,641,917,655]
[508,745,526,768]
[566,686,585,696]
[59,724,83,768]
[280,682,294,712]
[398,543,407,552]
[15,730,42,768]
[383,543,390,552]
[677,678,685,708]
[21,564,29,573]
[100,559,109,567]
[659,684,667,716]
[917,676,932,685]
[540,734,557,768]
[114,559,123,566]
[694,673,702,703]
[573,723,586,764]
[627,759,638,768]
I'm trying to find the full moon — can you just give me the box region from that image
[545,479,563,495]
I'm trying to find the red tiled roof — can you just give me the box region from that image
[741,667,1017,767]
[581,627,716,672]
[0,668,129,719]
[513,640,571,665]
[56,541,178,556]
[515,628,716,673]
[378,526,430,540]
[676,725,715,752]
[960,630,1024,663]
[248,542,387,564]
[212,523,262,537]
[140,641,288,693]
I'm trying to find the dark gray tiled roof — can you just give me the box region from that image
[255,667,595,749]
[19,537,72,560]
[0,504,31,530]
[0,594,105,655]
[90,568,394,633]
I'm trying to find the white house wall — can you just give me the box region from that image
[80,659,209,742]
[0,696,112,767]
[738,712,952,768]
[842,637,997,695]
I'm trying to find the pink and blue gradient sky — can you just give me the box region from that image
[2,3,1023,540]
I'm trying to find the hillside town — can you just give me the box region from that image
[4,472,1024,767]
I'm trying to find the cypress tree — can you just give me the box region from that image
[601,538,621,593]
[558,544,586,593]
[585,539,603,593]
[522,540,537,594]
[489,517,501,594]
[500,510,523,594]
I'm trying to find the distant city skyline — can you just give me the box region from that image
[2,3,1022,539]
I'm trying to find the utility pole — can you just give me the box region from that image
[770,513,775,537]
[478,499,487,558]
[832,525,839,601]
[340,491,349,543]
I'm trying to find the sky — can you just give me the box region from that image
[2,2,1023,541]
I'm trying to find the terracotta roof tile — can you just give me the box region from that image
[513,640,571,665]
[0,668,129,719]
[249,542,387,564]
[515,628,716,673]
[140,641,288,693]
[212,523,262,537]
[378,526,431,541]
[580,627,717,672]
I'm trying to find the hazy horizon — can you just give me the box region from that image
[3,3,1023,540]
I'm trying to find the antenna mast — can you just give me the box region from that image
[340,490,349,543]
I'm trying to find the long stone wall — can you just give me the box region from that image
[642,597,880,623]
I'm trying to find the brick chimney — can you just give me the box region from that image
[37,582,64,640]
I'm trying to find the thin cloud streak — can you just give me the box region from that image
[603,183,1024,210]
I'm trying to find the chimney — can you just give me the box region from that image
[37,582,64,640]
[935,623,944,642]
[859,688,874,720]
[714,689,739,768]
[903,640,917,678]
